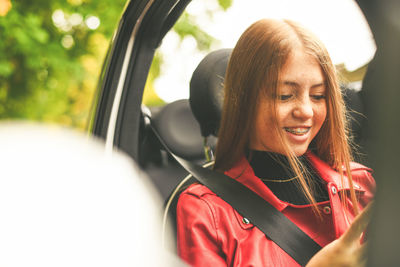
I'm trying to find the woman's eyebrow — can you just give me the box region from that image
[311,82,326,89]
[280,80,299,87]
[280,80,326,88]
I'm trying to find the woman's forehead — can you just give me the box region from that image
[278,51,324,85]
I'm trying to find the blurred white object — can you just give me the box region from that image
[0,122,183,266]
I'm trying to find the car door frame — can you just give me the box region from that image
[90,0,191,162]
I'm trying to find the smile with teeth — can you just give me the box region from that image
[284,127,310,135]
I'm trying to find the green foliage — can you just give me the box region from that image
[0,0,126,129]
[142,52,165,107]
[173,13,214,50]
[218,0,233,11]
[0,0,233,129]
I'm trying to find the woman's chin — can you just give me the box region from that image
[290,145,309,157]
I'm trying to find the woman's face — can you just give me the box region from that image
[250,49,327,156]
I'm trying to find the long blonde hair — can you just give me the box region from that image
[214,19,359,215]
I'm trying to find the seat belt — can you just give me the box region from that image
[151,125,322,266]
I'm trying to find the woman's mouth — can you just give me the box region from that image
[284,127,310,135]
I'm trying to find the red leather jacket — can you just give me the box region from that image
[176,152,375,267]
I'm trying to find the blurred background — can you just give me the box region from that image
[0,0,125,129]
[0,0,375,130]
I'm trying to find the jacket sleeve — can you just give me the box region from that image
[176,191,227,267]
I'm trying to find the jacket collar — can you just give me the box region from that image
[306,151,370,191]
[306,152,349,190]
[225,156,289,211]
[224,151,367,212]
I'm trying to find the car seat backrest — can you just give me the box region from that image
[342,85,365,147]
[149,50,232,163]
[151,99,209,161]
[189,49,232,137]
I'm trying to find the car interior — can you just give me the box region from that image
[88,1,400,264]
[139,49,230,200]
[135,47,368,250]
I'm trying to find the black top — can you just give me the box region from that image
[249,150,329,205]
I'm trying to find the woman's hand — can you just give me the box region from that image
[306,202,374,267]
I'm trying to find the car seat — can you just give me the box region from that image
[139,100,213,201]
[140,50,230,202]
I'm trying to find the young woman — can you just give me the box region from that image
[176,19,375,266]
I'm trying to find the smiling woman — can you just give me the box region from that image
[176,18,375,266]
[250,49,327,157]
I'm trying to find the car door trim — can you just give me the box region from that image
[105,0,155,153]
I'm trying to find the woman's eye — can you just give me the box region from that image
[311,95,326,100]
[278,94,292,100]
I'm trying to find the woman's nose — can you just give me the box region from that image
[293,97,313,119]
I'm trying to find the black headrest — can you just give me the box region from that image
[342,86,365,144]
[151,99,205,160]
[189,49,232,137]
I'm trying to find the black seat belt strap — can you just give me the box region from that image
[151,125,322,266]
